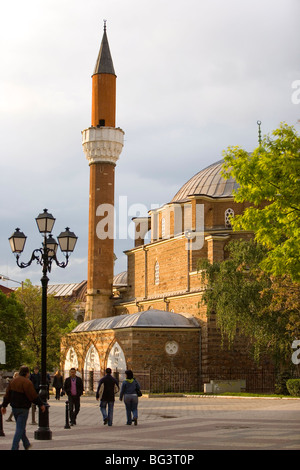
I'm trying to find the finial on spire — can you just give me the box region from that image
[103,19,107,32]
[257,120,262,145]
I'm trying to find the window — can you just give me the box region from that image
[154,261,160,285]
[225,208,234,228]
[161,217,165,238]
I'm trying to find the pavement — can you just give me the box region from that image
[0,394,299,453]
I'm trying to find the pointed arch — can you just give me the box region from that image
[64,347,78,375]
[83,344,101,392]
[107,341,127,383]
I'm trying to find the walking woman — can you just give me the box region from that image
[119,370,142,425]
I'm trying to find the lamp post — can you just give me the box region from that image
[8,209,77,440]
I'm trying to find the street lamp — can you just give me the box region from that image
[8,209,77,441]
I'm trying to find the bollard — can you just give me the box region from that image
[64,400,70,429]
[0,406,5,437]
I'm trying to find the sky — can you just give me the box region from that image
[0,0,299,287]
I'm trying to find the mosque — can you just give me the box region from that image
[61,25,266,392]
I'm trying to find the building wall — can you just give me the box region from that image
[61,327,200,379]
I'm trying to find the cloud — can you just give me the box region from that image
[1,0,300,286]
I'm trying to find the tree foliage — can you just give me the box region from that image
[14,280,77,370]
[199,240,300,366]
[222,123,300,281]
[0,291,27,369]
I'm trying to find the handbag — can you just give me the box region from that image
[135,380,142,397]
[98,383,104,400]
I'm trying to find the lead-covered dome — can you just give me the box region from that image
[72,309,200,332]
[172,159,238,202]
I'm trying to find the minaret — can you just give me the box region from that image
[82,22,124,320]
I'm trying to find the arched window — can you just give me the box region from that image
[225,208,234,228]
[161,217,165,238]
[154,261,160,285]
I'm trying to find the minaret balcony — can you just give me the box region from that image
[82,126,124,165]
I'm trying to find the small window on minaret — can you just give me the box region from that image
[98,119,105,127]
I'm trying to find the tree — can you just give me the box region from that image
[222,123,300,281]
[14,280,77,370]
[0,291,28,369]
[199,240,300,366]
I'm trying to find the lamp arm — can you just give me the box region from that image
[16,249,42,269]
[51,252,70,270]
[15,247,71,273]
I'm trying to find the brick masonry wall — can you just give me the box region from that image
[61,328,200,377]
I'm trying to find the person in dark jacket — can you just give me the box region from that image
[63,368,84,425]
[53,370,63,400]
[96,368,119,426]
[29,366,40,425]
[1,366,45,450]
[119,370,141,426]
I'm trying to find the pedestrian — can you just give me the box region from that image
[63,368,84,425]
[119,370,142,426]
[53,371,63,400]
[96,368,119,426]
[1,365,46,450]
[5,372,19,422]
[29,366,41,425]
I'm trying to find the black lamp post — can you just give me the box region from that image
[9,209,77,440]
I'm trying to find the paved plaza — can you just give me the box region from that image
[0,395,299,451]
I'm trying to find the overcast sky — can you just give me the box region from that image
[0,0,299,287]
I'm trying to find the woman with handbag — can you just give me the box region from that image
[119,370,142,426]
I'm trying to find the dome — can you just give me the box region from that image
[72,309,200,332]
[113,271,127,287]
[171,159,238,202]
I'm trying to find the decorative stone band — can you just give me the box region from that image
[82,127,124,165]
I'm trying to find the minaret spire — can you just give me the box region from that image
[93,21,115,77]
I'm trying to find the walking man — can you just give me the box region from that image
[63,368,84,425]
[1,366,45,450]
[96,368,119,426]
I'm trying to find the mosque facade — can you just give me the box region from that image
[61,26,267,392]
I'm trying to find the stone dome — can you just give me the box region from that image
[171,159,238,202]
[72,309,200,332]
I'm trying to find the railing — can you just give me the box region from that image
[75,366,300,395]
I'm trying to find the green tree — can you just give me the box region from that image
[222,123,300,281]
[15,280,77,370]
[0,291,28,369]
[199,240,300,366]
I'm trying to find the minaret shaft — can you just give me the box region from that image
[92,74,116,128]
